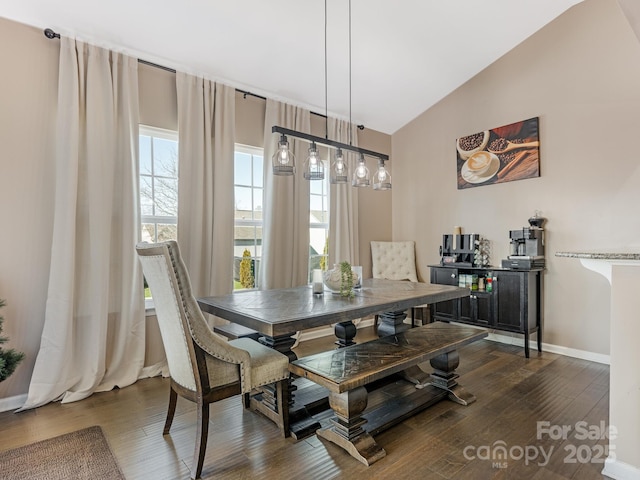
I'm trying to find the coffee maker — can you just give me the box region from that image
[501,214,546,269]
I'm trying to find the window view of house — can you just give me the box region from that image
[234,145,263,290]
[139,126,179,244]
[233,145,330,289]
[309,166,329,281]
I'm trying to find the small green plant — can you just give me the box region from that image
[339,261,355,298]
[239,249,255,289]
[0,299,25,382]
[320,237,328,271]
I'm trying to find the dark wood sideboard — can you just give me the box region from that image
[429,265,543,358]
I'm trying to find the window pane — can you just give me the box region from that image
[154,177,178,216]
[310,194,323,212]
[310,179,323,195]
[156,224,177,242]
[235,151,252,186]
[141,223,156,243]
[153,138,178,177]
[140,135,152,175]
[235,186,252,212]
[140,176,153,215]
[253,155,263,188]
[253,187,262,213]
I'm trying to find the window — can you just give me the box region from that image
[139,126,179,243]
[309,162,329,281]
[234,145,263,290]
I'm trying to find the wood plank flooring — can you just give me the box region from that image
[0,327,611,479]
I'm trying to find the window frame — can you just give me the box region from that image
[139,125,179,243]
[234,144,264,290]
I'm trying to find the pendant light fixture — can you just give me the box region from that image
[330,148,348,184]
[373,159,391,190]
[272,134,295,175]
[271,0,390,190]
[352,153,370,187]
[303,142,325,180]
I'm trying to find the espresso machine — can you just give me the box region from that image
[501,214,546,269]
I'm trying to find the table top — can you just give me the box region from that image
[197,278,469,337]
[289,322,488,393]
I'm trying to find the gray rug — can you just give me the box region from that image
[0,425,125,479]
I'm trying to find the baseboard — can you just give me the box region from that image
[484,331,610,365]
[603,456,640,480]
[0,393,26,413]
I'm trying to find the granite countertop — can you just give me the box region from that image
[555,251,640,260]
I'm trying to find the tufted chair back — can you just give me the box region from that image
[371,241,419,282]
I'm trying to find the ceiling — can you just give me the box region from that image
[2,0,584,134]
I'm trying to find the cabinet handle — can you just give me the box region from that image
[451,273,456,279]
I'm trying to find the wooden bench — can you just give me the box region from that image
[213,322,260,341]
[288,321,487,466]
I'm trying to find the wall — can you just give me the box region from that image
[392,0,640,356]
[0,17,391,403]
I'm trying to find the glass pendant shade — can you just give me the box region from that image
[272,134,295,176]
[330,148,348,184]
[303,142,325,180]
[372,160,391,190]
[352,154,370,187]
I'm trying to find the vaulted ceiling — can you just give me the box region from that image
[2,0,584,134]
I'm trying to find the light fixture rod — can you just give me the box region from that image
[272,126,389,161]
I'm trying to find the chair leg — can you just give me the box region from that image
[276,379,290,438]
[163,386,178,435]
[192,401,209,480]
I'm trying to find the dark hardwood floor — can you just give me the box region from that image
[0,326,611,479]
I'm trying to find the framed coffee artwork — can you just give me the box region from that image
[456,117,540,189]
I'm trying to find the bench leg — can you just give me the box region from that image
[429,350,476,406]
[316,387,386,466]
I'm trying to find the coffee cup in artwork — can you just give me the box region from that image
[466,151,493,176]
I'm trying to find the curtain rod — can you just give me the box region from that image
[43,28,364,128]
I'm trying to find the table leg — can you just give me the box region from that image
[258,331,325,439]
[376,310,411,337]
[317,386,386,466]
[334,321,357,347]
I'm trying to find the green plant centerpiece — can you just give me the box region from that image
[339,261,355,298]
[0,299,25,382]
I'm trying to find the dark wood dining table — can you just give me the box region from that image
[197,277,469,357]
[197,278,470,438]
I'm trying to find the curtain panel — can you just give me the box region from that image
[21,38,151,410]
[176,74,235,298]
[328,118,360,267]
[259,100,311,290]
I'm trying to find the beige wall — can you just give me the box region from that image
[392,0,640,355]
[0,16,391,402]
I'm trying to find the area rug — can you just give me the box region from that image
[0,425,125,480]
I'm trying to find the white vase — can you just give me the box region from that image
[322,264,359,292]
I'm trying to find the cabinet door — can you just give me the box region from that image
[493,271,524,332]
[430,268,458,320]
[470,292,492,326]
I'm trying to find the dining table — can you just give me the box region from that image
[197,277,470,438]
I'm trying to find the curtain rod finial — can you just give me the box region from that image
[44,28,60,39]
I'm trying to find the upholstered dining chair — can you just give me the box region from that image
[136,241,290,480]
[371,240,428,329]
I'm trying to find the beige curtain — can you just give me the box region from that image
[176,74,235,297]
[259,100,311,289]
[21,38,149,410]
[328,118,360,266]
